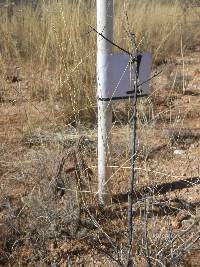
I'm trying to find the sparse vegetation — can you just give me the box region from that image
[0,0,200,266]
[0,0,199,121]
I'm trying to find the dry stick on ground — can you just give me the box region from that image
[51,137,92,236]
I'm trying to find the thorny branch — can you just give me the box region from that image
[127,31,138,267]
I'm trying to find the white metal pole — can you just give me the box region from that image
[97,0,113,205]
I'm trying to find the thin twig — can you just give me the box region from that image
[138,70,163,88]
[169,232,200,265]
[88,24,132,56]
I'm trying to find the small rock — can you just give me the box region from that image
[54,104,60,111]
[174,149,185,155]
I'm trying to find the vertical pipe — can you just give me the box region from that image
[97,0,113,205]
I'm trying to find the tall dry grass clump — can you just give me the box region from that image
[0,0,199,122]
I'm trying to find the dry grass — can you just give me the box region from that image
[0,0,199,122]
[0,1,200,266]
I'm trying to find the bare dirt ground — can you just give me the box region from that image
[0,48,200,266]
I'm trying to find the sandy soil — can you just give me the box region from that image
[0,48,200,266]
